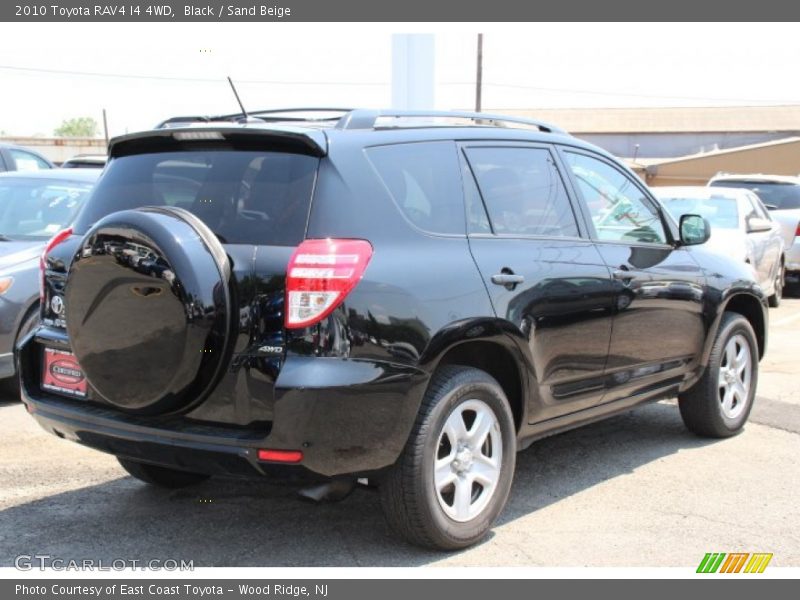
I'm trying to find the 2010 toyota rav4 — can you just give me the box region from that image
[19,109,767,550]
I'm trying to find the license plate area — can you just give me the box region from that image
[41,347,87,399]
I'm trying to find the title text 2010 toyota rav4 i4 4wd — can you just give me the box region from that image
[20,109,767,550]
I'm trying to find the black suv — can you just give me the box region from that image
[20,109,767,550]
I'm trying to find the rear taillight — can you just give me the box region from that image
[39,227,73,303]
[795,222,800,238]
[285,238,373,329]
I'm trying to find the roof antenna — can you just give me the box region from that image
[227,76,263,123]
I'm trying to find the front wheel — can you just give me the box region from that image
[380,365,516,550]
[678,313,758,438]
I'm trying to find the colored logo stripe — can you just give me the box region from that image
[744,553,773,573]
[697,552,772,573]
[697,553,726,573]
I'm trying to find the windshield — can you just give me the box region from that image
[658,195,740,229]
[73,150,318,246]
[0,178,93,239]
[710,180,800,210]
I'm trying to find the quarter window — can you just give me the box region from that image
[464,147,579,237]
[564,151,667,244]
[366,141,465,235]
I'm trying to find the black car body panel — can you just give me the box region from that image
[20,112,768,479]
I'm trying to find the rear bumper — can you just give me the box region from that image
[21,330,428,478]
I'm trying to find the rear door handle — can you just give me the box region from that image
[491,273,525,286]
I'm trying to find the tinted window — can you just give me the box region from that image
[74,151,318,246]
[465,147,579,237]
[10,149,50,171]
[565,152,666,244]
[366,142,465,235]
[0,177,93,239]
[710,180,800,210]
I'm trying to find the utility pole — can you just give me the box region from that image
[475,33,483,113]
[102,109,109,145]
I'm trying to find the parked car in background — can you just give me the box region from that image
[21,109,768,550]
[654,186,785,307]
[0,169,99,393]
[60,154,107,169]
[0,143,54,173]
[709,174,800,288]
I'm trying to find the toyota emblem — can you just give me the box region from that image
[50,295,64,316]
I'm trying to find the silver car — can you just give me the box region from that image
[708,174,800,288]
[654,186,785,307]
[0,168,99,393]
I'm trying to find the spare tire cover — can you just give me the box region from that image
[65,206,232,414]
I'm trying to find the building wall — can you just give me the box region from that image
[0,137,106,164]
[576,131,799,159]
[638,140,800,187]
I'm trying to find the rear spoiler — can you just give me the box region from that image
[107,126,328,158]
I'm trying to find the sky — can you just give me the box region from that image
[1,22,800,138]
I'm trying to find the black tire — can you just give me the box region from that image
[379,365,516,550]
[117,457,210,488]
[678,313,758,438]
[768,261,784,308]
[1,305,39,398]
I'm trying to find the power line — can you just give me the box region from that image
[3,64,799,105]
[0,65,388,86]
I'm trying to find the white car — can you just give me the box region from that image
[654,186,785,306]
[708,174,800,289]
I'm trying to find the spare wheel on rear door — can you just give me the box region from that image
[64,206,233,414]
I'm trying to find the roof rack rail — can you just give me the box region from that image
[335,109,568,134]
[155,108,354,129]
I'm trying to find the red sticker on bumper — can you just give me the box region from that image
[42,348,87,398]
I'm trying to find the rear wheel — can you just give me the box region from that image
[117,457,210,488]
[768,261,784,307]
[678,313,758,438]
[380,365,516,550]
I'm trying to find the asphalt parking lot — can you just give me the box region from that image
[1,300,798,568]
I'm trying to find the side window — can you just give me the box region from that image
[460,154,491,234]
[746,194,770,220]
[464,146,579,237]
[564,151,667,244]
[10,149,50,171]
[366,141,466,235]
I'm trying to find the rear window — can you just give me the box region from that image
[710,180,800,210]
[365,141,465,235]
[0,177,93,239]
[74,150,318,246]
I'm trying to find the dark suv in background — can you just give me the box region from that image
[20,109,767,550]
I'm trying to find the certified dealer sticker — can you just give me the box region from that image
[41,348,87,398]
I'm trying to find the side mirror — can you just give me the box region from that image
[746,217,773,233]
[679,214,711,246]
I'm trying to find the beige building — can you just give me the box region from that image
[0,136,106,164]
[628,137,800,186]
[501,105,800,186]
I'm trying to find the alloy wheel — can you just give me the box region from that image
[434,399,503,522]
